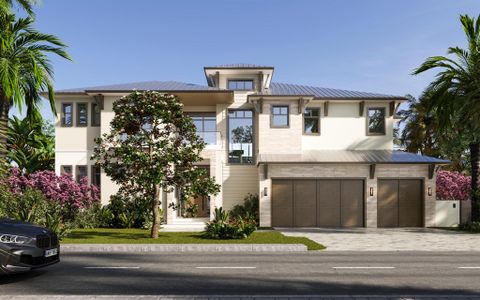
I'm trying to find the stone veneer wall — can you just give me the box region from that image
[259,163,435,228]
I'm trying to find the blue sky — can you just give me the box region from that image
[9,0,480,121]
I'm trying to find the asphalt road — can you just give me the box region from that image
[1,251,480,297]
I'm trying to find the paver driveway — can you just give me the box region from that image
[279,228,480,251]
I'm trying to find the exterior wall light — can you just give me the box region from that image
[369,187,374,197]
[428,187,432,196]
[263,187,268,197]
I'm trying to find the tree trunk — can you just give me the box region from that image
[150,184,161,238]
[470,143,480,222]
[0,92,9,173]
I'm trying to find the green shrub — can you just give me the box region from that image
[459,221,480,232]
[104,194,154,229]
[204,207,257,239]
[0,184,71,238]
[230,193,259,223]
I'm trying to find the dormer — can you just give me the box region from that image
[204,64,274,92]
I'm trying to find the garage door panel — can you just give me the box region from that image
[341,180,364,227]
[317,180,341,227]
[378,180,399,227]
[272,180,293,227]
[294,180,317,227]
[399,180,423,227]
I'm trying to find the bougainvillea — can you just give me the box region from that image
[7,168,100,209]
[436,170,471,201]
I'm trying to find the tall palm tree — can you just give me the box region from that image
[0,13,70,169]
[413,14,480,221]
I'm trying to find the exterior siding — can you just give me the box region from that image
[221,164,259,211]
[302,102,394,150]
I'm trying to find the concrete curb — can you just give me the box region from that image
[60,243,308,252]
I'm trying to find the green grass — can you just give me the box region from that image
[62,228,325,250]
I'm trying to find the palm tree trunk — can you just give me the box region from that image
[0,91,9,173]
[470,143,480,222]
[150,184,161,238]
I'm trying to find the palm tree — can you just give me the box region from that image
[0,0,37,17]
[397,94,440,157]
[8,116,54,173]
[0,13,70,169]
[413,14,480,221]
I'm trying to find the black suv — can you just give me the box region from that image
[0,218,60,274]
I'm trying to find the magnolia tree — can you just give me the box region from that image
[93,91,220,238]
[436,170,471,201]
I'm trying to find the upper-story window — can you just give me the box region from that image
[367,107,386,135]
[91,165,101,188]
[228,110,254,164]
[91,103,101,127]
[228,79,254,91]
[271,105,289,128]
[77,103,88,127]
[187,112,216,145]
[304,108,320,134]
[61,103,73,127]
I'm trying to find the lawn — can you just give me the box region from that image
[62,228,325,250]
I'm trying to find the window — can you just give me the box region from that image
[271,105,289,128]
[228,110,254,164]
[186,112,216,145]
[76,165,88,182]
[91,103,101,126]
[304,108,320,134]
[77,103,88,127]
[60,165,72,175]
[228,80,254,91]
[367,107,386,135]
[91,165,101,188]
[61,103,73,127]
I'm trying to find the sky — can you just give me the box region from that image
[9,0,480,121]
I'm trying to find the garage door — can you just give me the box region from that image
[272,179,364,227]
[377,179,423,227]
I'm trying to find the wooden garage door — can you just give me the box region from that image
[272,179,364,227]
[378,179,423,227]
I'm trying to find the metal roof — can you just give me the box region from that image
[204,63,274,69]
[56,81,226,94]
[254,83,406,100]
[257,150,450,165]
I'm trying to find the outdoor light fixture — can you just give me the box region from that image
[263,187,268,197]
[369,187,374,196]
[428,187,432,196]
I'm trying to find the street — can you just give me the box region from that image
[1,251,480,297]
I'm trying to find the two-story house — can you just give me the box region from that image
[54,64,448,228]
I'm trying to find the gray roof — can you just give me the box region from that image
[56,81,226,94]
[257,150,449,165]
[255,83,405,100]
[204,63,274,69]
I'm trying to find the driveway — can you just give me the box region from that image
[279,228,480,251]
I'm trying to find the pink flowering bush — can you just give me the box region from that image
[7,168,100,209]
[436,170,471,201]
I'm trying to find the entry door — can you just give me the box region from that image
[378,179,423,227]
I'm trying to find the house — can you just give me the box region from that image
[54,64,449,228]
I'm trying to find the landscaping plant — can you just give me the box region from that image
[93,91,220,238]
[230,193,259,223]
[204,207,257,239]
